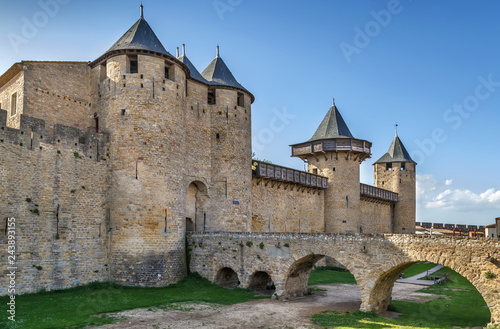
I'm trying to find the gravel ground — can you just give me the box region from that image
[89,283,442,329]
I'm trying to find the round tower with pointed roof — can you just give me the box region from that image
[373,129,416,233]
[291,99,372,233]
[87,6,255,287]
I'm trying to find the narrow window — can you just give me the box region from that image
[237,92,244,107]
[312,168,318,175]
[128,55,138,74]
[164,209,168,233]
[386,163,392,171]
[10,93,17,116]
[208,88,216,105]
[165,66,169,79]
[216,133,220,140]
[401,162,406,170]
[93,113,99,133]
[332,166,335,172]
[99,63,107,81]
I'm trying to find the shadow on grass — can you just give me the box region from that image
[0,273,266,329]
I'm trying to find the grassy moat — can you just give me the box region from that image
[309,264,490,328]
[0,264,491,329]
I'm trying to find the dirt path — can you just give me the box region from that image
[89,283,440,329]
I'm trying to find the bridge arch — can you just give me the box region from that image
[362,261,416,312]
[248,271,275,293]
[284,254,325,298]
[282,253,361,300]
[365,237,500,326]
[215,267,240,288]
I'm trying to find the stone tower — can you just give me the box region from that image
[373,130,416,233]
[88,6,254,286]
[291,100,372,233]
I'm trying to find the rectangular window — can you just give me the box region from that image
[400,162,406,170]
[208,88,216,105]
[10,93,17,116]
[164,63,174,81]
[237,92,244,107]
[127,55,138,74]
[386,163,392,171]
[99,63,107,81]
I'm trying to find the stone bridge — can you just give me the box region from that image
[188,232,500,327]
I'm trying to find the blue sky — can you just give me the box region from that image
[1,0,499,225]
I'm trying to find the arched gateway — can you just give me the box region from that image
[185,181,209,232]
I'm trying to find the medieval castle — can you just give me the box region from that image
[0,6,416,294]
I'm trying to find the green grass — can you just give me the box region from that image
[311,266,491,328]
[402,262,438,278]
[0,273,265,329]
[308,266,356,285]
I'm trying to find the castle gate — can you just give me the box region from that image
[188,232,500,327]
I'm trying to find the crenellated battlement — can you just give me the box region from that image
[96,74,182,100]
[0,109,109,160]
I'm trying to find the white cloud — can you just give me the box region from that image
[418,174,500,211]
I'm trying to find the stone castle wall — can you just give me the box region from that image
[0,109,110,295]
[251,179,325,232]
[359,199,393,233]
[22,62,92,129]
[0,62,93,130]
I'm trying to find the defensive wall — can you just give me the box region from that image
[0,109,110,295]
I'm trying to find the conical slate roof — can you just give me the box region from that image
[178,54,208,83]
[201,48,245,90]
[107,9,172,57]
[308,104,353,142]
[375,133,415,163]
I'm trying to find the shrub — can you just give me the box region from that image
[485,271,497,279]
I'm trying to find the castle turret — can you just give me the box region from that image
[290,99,372,233]
[200,46,254,231]
[374,129,416,233]
[89,6,192,287]
[86,6,255,287]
